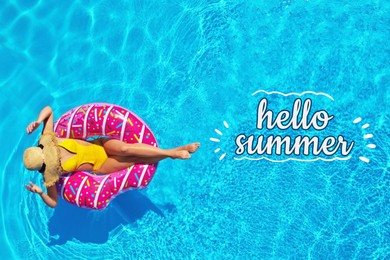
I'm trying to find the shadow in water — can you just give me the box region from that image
[47,190,175,245]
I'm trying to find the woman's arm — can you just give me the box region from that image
[26,106,54,135]
[25,182,58,208]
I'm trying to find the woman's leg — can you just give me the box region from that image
[101,139,199,159]
[94,156,135,174]
[95,154,172,174]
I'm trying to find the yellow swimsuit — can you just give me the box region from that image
[58,139,108,172]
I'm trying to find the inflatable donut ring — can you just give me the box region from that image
[54,103,158,210]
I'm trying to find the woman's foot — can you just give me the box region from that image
[172,150,191,159]
[174,142,200,153]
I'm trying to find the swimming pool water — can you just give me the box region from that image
[1,0,389,259]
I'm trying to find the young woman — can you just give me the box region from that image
[23,106,200,208]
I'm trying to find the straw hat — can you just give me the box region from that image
[23,133,63,187]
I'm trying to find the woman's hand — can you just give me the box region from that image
[26,121,41,135]
[25,181,43,195]
[25,182,58,208]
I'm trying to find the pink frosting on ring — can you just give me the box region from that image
[54,103,158,210]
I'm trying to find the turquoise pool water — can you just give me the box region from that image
[1,0,389,259]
